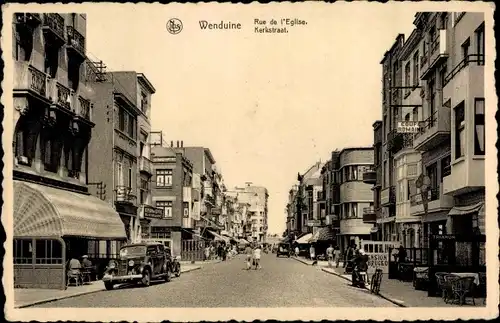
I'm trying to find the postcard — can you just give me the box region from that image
[1,1,498,322]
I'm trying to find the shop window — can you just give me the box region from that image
[454,101,465,159]
[35,239,63,264]
[474,98,485,155]
[14,239,33,264]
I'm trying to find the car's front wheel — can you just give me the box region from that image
[104,282,114,290]
[142,269,151,287]
[175,264,181,277]
[165,268,172,282]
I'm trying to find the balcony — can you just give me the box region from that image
[413,105,451,151]
[387,129,414,154]
[410,186,453,216]
[14,63,50,102]
[362,207,377,223]
[362,170,377,185]
[66,26,86,62]
[139,156,153,175]
[42,13,65,46]
[421,30,449,80]
[380,186,396,206]
[15,13,42,32]
[443,157,485,197]
[77,96,92,122]
[115,186,137,205]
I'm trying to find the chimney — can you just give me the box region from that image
[171,141,174,147]
[177,140,179,148]
[181,140,184,148]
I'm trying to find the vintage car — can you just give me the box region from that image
[276,243,291,257]
[102,242,173,290]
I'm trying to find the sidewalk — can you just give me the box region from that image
[293,256,485,307]
[14,264,201,308]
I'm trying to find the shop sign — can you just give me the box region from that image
[307,220,321,227]
[143,205,164,219]
[153,156,177,163]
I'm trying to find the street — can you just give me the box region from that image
[33,254,396,307]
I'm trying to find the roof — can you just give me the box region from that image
[137,73,156,94]
[121,242,163,248]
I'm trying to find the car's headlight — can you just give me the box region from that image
[108,260,117,269]
[128,260,135,267]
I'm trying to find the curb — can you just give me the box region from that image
[292,256,313,266]
[320,268,407,308]
[16,265,204,308]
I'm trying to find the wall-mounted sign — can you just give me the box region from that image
[153,156,177,163]
[307,220,321,227]
[143,205,164,219]
[397,121,420,133]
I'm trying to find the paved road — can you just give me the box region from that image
[33,254,396,307]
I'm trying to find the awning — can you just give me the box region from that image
[448,202,485,235]
[14,181,126,240]
[309,227,336,242]
[207,230,230,243]
[370,227,379,233]
[238,239,250,245]
[295,233,313,244]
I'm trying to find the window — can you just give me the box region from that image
[118,108,125,132]
[413,51,419,86]
[407,180,415,200]
[476,24,485,65]
[404,62,411,95]
[14,239,33,264]
[462,38,470,62]
[128,167,133,187]
[455,101,465,159]
[439,65,447,88]
[141,92,148,113]
[428,77,436,127]
[441,155,451,179]
[405,113,410,121]
[412,107,418,122]
[383,161,388,187]
[67,57,80,91]
[474,98,485,155]
[44,45,58,78]
[183,202,189,217]
[407,163,418,176]
[426,163,438,190]
[156,201,173,218]
[397,181,404,202]
[116,160,124,186]
[127,115,136,139]
[351,203,357,218]
[352,166,358,181]
[15,30,33,62]
[156,169,173,187]
[35,239,63,264]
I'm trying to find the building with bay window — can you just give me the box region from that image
[12,13,126,289]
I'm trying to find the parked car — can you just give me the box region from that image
[102,242,173,290]
[276,243,291,257]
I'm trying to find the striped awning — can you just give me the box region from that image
[448,202,485,235]
[14,181,126,240]
[309,227,336,242]
[295,233,313,244]
[207,230,230,243]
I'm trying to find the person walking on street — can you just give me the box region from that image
[245,244,253,270]
[326,244,334,267]
[253,244,262,269]
[334,245,341,268]
[294,245,299,257]
[309,244,316,261]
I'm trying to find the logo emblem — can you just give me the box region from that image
[167,18,183,35]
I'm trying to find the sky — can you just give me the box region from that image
[84,3,417,235]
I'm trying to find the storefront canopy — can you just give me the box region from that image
[309,227,336,242]
[448,202,485,234]
[207,230,230,243]
[295,233,313,244]
[14,181,126,240]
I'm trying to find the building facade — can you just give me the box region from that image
[372,12,486,250]
[336,148,375,251]
[87,68,157,244]
[12,13,126,288]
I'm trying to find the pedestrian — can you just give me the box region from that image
[253,244,262,269]
[344,243,355,273]
[309,244,316,261]
[326,244,334,267]
[204,246,210,261]
[82,255,92,268]
[245,244,253,270]
[334,245,341,268]
[294,245,299,257]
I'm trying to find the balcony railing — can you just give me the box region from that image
[387,129,414,154]
[14,63,49,99]
[78,96,91,121]
[66,26,86,59]
[115,186,137,204]
[54,82,72,110]
[139,156,153,175]
[444,54,485,86]
[413,102,451,151]
[15,13,42,30]
[410,187,440,206]
[362,207,377,223]
[42,13,65,44]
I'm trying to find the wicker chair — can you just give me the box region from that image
[435,272,449,300]
[67,269,82,287]
[449,276,476,305]
[443,274,460,304]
